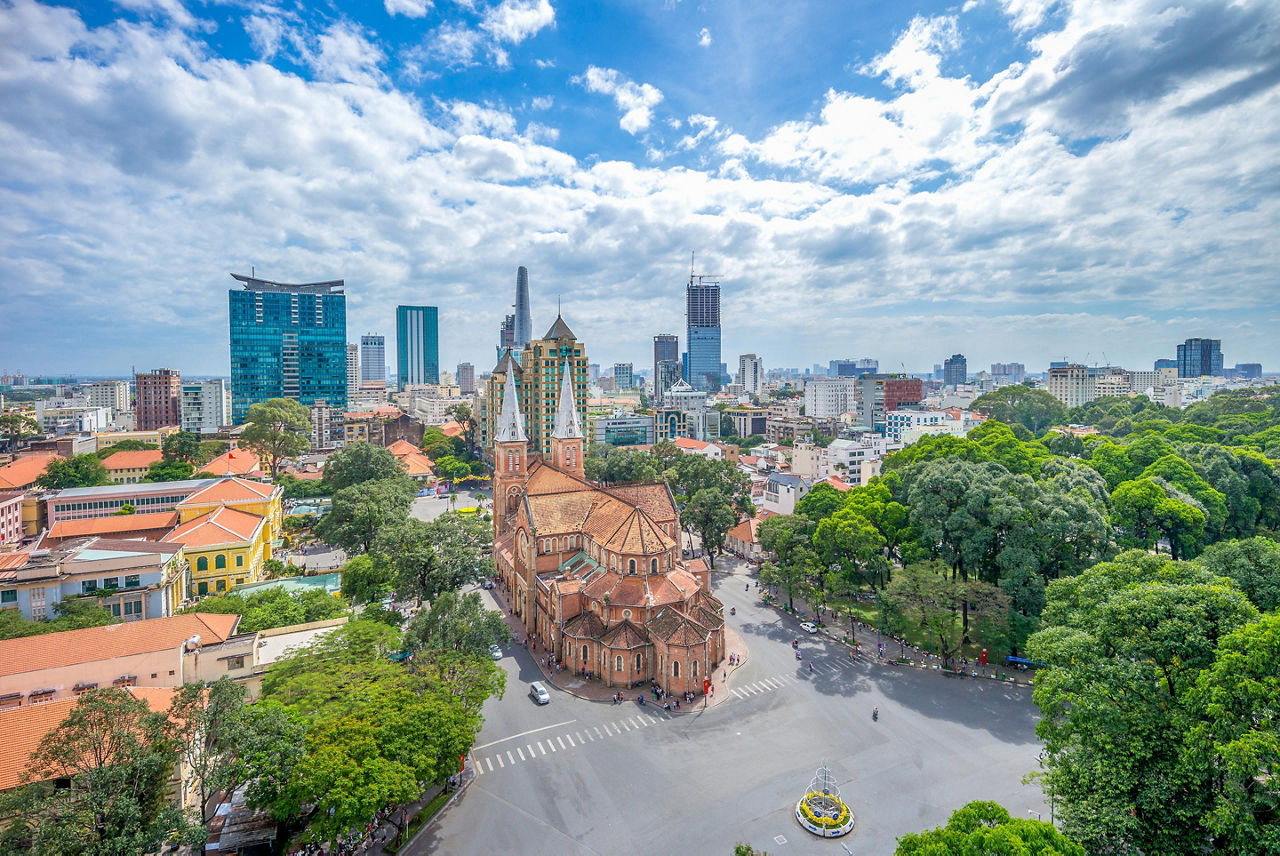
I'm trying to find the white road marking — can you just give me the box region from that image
[517,747,526,761]
[594,726,604,739]
[732,689,744,699]
[537,741,547,755]
[564,734,575,747]
[507,751,515,765]
[548,739,557,752]
[474,719,578,750]
[556,736,567,750]
[576,731,585,743]
[475,760,483,776]
[486,757,493,772]
[496,754,505,768]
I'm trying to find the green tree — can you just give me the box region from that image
[1186,612,1280,854]
[432,454,473,483]
[1027,551,1258,854]
[179,588,348,633]
[760,559,808,612]
[340,553,397,605]
[882,561,1007,667]
[0,688,192,854]
[1138,453,1228,540]
[161,430,201,464]
[842,480,918,566]
[812,506,888,589]
[380,511,494,602]
[36,454,110,489]
[444,402,477,452]
[683,488,737,567]
[1195,536,1280,611]
[757,514,816,568]
[404,589,510,658]
[970,385,1069,436]
[420,427,460,461]
[324,441,405,491]
[895,800,1083,855]
[794,481,844,520]
[314,477,416,554]
[196,439,229,465]
[1085,440,1135,490]
[94,439,156,459]
[142,459,195,482]
[584,444,661,484]
[0,411,40,446]
[1111,477,1206,559]
[240,397,310,479]
[170,678,250,824]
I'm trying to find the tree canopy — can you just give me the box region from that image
[36,454,110,489]
[895,800,1084,855]
[240,397,310,478]
[324,441,406,491]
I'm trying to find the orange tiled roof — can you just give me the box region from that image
[180,477,275,506]
[398,452,435,478]
[0,614,238,680]
[603,483,677,523]
[163,506,263,548]
[0,454,61,490]
[646,607,710,646]
[438,421,464,438]
[600,619,648,649]
[101,450,163,470]
[0,553,30,571]
[385,440,419,456]
[562,611,606,638]
[0,686,177,791]
[726,510,775,546]
[672,437,712,451]
[201,449,263,477]
[598,508,674,555]
[47,511,180,541]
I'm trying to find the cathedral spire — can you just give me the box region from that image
[552,360,583,440]
[495,366,527,443]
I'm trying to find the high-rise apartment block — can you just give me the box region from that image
[990,362,1026,384]
[804,377,858,419]
[653,333,679,401]
[456,362,476,395]
[738,354,764,395]
[346,343,360,401]
[134,368,181,431]
[613,363,634,390]
[943,354,967,387]
[829,358,878,377]
[480,315,588,458]
[228,274,347,424]
[360,334,386,388]
[685,274,721,391]
[85,381,130,415]
[1177,338,1223,378]
[498,314,515,356]
[180,379,231,435]
[396,306,439,389]
[854,374,923,429]
[1047,364,1097,408]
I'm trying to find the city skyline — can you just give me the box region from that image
[1,1,1278,375]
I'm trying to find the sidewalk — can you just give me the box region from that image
[486,580,751,713]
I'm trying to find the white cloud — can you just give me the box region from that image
[530,95,554,110]
[1,0,1278,377]
[698,27,711,47]
[384,0,432,18]
[481,0,555,45]
[573,66,664,134]
[113,0,195,29]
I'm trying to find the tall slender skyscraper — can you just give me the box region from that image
[360,334,386,388]
[653,333,678,402]
[685,269,722,391]
[228,274,347,424]
[396,306,439,389]
[513,266,532,351]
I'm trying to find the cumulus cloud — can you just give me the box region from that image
[1,0,1278,376]
[480,0,555,44]
[384,0,432,18]
[417,0,554,69]
[698,27,711,47]
[573,66,664,134]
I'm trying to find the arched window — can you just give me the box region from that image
[581,644,588,662]
[672,661,680,678]
[692,659,699,677]
[215,554,227,569]
[628,559,636,575]
[615,655,623,672]
[196,556,208,572]
[635,653,642,670]
[650,558,658,574]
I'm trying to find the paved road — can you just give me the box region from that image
[420,560,1047,855]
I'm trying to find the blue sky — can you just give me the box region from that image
[1,0,1278,378]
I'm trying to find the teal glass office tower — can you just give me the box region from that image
[396,305,440,389]
[228,274,348,424]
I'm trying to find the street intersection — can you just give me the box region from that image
[420,559,1047,855]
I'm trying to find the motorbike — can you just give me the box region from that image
[872,707,879,721]
[730,607,736,616]
[792,638,799,649]
[795,650,802,660]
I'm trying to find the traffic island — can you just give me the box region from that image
[794,764,855,839]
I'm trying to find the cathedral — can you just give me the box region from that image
[491,317,725,694]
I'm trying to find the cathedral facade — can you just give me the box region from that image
[491,318,725,694]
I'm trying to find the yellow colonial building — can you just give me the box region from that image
[162,478,282,598]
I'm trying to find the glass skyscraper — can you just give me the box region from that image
[360,334,386,387]
[228,274,347,424]
[1176,338,1223,378]
[685,278,721,391]
[396,305,440,389]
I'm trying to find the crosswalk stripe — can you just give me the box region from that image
[486,757,493,772]
[732,689,744,699]
[548,738,557,752]
[594,726,604,739]
[475,759,483,776]
[537,741,547,755]
[507,751,515,765]
[517,747,526,761]
[496,755,504,768]
[557,736,567,750]
[576,731,585,743]
[527,744,535,757]
[635,716,648,728]
[564,734,575,747]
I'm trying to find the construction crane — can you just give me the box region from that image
[689,251,722,287]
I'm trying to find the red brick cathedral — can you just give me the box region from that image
[491,344,725,694]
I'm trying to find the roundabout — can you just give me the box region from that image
[794,763,855,838]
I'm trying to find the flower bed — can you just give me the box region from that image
[795,793,854,838]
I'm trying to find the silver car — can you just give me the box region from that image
[528,681,550,705]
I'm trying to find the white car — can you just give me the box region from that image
[528,681,550,705]
[489,644,502,660]
[799,621,818,634]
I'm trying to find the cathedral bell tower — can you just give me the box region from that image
[493,366,528,533]
[549,359,584,478]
